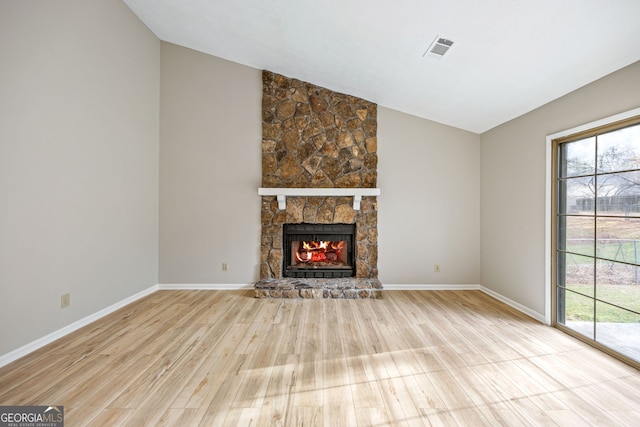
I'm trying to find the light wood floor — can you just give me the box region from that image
[1,290,639,426]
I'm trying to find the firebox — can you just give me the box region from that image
[283,223,355,278]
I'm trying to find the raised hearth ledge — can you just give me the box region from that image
[255,278,383,299]
[258,187,380,210]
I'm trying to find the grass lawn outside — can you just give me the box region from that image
[564,283,640,322]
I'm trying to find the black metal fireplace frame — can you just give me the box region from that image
[283,223,356,278]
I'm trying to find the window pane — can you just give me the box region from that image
[560,137,595,178]
[596,217,640,265]
[595,171,640,217]
[560,289,594,339]
[561,216,594,256]
[597,259,640,287]
[559,176,596,215]
[596,269,640,312]
[596,301,640,361]
[597,123,640,173]
[560,253,594,297]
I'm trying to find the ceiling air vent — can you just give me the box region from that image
[423,36,454,59]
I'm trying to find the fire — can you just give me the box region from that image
[295,240,344,263]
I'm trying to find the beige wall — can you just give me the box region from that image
[481,60,640,317]
[159,43,262,284]
[158,43,482,287]
[0,1,160,356]
[378,108,481,285]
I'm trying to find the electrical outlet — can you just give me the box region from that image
[222,262,228,271]
[434,264,441,273]
[61,293,70,309]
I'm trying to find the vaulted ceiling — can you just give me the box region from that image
[123,0,640,133]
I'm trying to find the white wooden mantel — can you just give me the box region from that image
[258,187,381,211]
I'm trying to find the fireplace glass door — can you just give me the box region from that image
[283,223,355,278]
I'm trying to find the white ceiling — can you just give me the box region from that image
[123,0,640,133]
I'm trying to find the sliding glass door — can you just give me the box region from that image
[555,118,640,365]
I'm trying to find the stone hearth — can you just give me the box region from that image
[255,278,383,299]
[256,71,381,298]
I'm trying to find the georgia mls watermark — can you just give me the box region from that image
[0,406,64,427]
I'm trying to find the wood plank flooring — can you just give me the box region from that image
[1,290,639,426]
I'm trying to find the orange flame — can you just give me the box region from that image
[295,240,344,263]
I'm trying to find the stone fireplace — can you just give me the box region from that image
[255,71,382,298]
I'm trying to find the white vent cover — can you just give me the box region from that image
[423,36,454,59]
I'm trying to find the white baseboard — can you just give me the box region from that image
[157,283,253,290]
[383,284,481,291]
[479,285,547,324]
[382,284,546,324]
[0,285,159,368]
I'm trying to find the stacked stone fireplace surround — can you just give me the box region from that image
[255,71,382,298]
